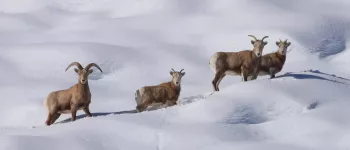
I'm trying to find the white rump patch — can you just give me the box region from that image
[139,87,145,97]
[135,87,145,105]
[43,98,48,112]
[209,53,219,73]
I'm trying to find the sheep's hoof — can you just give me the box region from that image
[136,108,141,113]
[45,121,50,126]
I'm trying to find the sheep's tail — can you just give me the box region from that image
[135,89,142,105]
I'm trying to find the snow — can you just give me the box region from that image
[0,0,350,149]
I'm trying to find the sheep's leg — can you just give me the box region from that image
[212,72,221,91]
[212,71,225,91]
[241,69,248,81]
[247,76,253,81]
[136,99,152,113]
[166,100,177,107]
[160,100,168,108]
[249,74,258,80]
[71,106,78,121]
[46,107,59,126]
[251,66,260,80]
[216,73,226,91]
[45,113,53,126]
[83,106,93,117]
[269,68,276,79]
[50,113,61,125]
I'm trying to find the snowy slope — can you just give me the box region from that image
[0,0,350,150]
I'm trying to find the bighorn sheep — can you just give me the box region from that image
[135,68,185,113]
[258,39,291,78]
[43,62,103,126]
[209,35,269,91]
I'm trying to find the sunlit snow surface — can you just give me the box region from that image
[0,0,350,149]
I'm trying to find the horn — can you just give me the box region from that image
[65,62,83,72]
[85,63,103,72]
[279,38,283,42]
[261,36,269,41]
[284,39,288,43]
[171,68,176,72]
[179,69,184,73]
[248,35,258,41]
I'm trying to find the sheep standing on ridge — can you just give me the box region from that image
[258,39,291,78]
[43,62,103,126]
[135,68,185,112]
[209,35,269,91]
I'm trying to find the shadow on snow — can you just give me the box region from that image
[56,105,163,124]
[274,70,350,85]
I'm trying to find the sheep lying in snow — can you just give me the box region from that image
[135,68,185,112]
[43,62,103,126]
[258,39,291,78]
[209,35,269,91]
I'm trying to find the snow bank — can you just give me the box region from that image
[0,0,350,149]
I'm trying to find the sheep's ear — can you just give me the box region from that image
[263,41,268,45]
[276,41,280,46]
[88,69,93,74]
[74,68,79,73]
[251,40,255,45]
[287,42,291,47]
[181,72,185,76]
[170,71,173,76]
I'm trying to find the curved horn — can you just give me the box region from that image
[85,63,103,72]
[171,68,176,72]
[248,35,258,41]
[65,62,83,72]
[261,36,269,41]
[284,39,288,43]
[179,69,184,73]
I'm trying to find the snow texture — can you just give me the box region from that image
[0,0,350,150]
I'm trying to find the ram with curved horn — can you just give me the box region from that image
[258,38,291,78]
[43,62,103,126]
[209,35,269,91]
[135,68,185,112]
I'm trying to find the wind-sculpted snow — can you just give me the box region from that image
[0,0,350,150]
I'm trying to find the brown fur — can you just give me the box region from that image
[43,62,103,126]
[135,69,185,112]
[259,39,291,78]
[209,35,269,91]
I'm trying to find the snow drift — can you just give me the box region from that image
[0,0,350,150]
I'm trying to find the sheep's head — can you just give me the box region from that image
[249,35,269,57]
[170,68,185,86]
[276,39,291,55]
[65,62,103,84]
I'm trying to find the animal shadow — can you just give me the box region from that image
[274,70,349,85]
[56,110,137,124]
[56,104,165,125]
[307,69,350,81]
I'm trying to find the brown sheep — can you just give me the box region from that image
[43,62,103,126]
[209,35,269,91]
[259,39,291,78]
[135,68,185,112]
